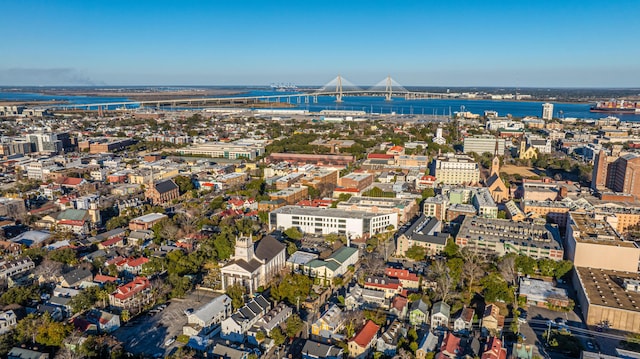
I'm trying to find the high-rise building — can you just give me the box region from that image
[542,103,554,121]
[463,136,505,156]
[591,150,640,198]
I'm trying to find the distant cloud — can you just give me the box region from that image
[0,67,105,86]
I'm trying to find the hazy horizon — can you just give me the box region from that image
[1,1,639,87]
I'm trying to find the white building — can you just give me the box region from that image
[542,103,554,121]
[221,295,271,343]
[472,188,498,219]
[486,120,525,132]
[269,206,397,239]
[0,310,17,335]
[433,127,446,145]
[177,139,266,160]
[463,136,505,156]
[220,235,286,294]
[431,153,480,185]
[184,294,233,336]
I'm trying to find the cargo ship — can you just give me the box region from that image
[590,99,640,114]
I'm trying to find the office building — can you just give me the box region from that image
[565,212,640,272]
[269,206,397,239]
[463,136,505,156]
[542,103,554,121]
[178,139,266,160]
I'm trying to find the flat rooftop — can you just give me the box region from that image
[570,212,636,248]
[576,267,640,312]
[457,217,562,250]
[271,205,389,219]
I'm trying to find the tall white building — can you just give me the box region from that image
[463,136,505,156]
[433,127,446,145]
[430,153,480,185]
[542,103,554,121]
[269,206,397,239]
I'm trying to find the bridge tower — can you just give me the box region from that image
[336,75,343,103]
[385,75,392,101]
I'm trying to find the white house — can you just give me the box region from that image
[453,307,474,333]
[0,310,17,335]
[431,301,451,328]
[221,295,271,343]
[184,294,233,336]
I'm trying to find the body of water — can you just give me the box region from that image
[1,89,637,122]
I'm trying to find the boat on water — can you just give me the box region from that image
[590,99,640,114]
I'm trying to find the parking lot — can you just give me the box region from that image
[113,289,221,357]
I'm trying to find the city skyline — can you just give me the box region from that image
[1,0,639,87]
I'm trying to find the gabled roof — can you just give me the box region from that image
[302,340,343,358]
[327,246,358,265]
[154,180,178,194]
[458,307,475,323]
[62,268,92,287]
[254,235,285,261]
[57,209,88,221]
[482,337,507,359]
[350,320,380,347]
[432,301,451,318]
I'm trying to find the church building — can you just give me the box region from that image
[486,150,509,203]
[220,235,286,294]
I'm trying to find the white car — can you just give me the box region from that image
[164,337,176,347]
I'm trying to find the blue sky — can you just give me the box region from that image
[1,0,639,87]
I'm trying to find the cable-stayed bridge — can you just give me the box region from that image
[52,75,456,110]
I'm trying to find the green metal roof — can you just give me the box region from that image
[328,246,358,265]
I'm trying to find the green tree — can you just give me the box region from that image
[271,273,313,306]
[443,238,459,258]
[553,260,573,279]
[285,314,304,338]
[0,285,39,306]
[284,227,303,240]
[173,175,195,194]
[480,273,512,303]
[405,245,426,261]
[421,188,435,200]
[516,255,536,276]
[48,248,78,265]
[270,327,286,346]
[537,258,556,277]
[226,284,245,310]
[121,310,130,323]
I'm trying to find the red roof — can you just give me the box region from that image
[367,153,394,159]
[385,268,420,282]
[94,274,118,283]
[334,187,360,193]
[62,177,84,186]
[58,219,85,227]
[350,320,380,347]
[101,236,124,247]
[296,199,334,207]
[126,257,149,268]
[391,296,408,311]
[112,277,150,300]
[388,145,404,152]
[364,278,402,290]
[482,337,507,359]
[441,332,462,356]
[106,256,127,266]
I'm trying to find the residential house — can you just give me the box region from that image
[363,276,402,299]
[220,295,271,343]
[376,320,406,357]
[98,236,125,249]
[436,332,463,359]
[409,300,430,326]
[7,347,49,359]
[302,246,359,285]
[482,337,507,359]
[431,301,451,328]
[453,307,474,333]
[0,310,17,335]
[385,267,420,290]
[85,309,121,333]
[344,284,387,310]
[389,295,408,320]
[302,340,343,359]
[482,304,505,335]
[183,294,232,336]
[109,277,152,311]
[416,332,439,359]
[348,320,380,359]
[311,304,345,340]
[129,213,167,231]
[512,343,534,359]
[60,268,93,288]
[211,343,249,359]
[145,179,179,205]
[0,258,35,280]
[254,302,293,336]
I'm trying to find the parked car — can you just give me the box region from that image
[184,308,194,315]
[518,310,528,323]
[165,337,176,347]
